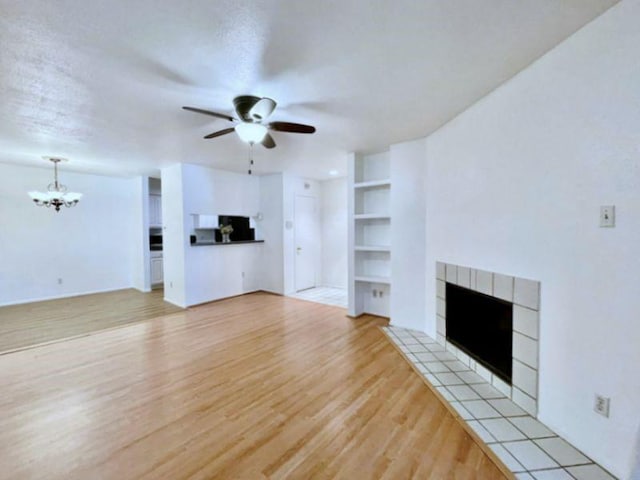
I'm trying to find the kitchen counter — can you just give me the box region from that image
[191,240,264,246]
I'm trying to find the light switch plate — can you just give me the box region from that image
[600,205,615,227]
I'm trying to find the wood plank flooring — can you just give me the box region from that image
[0,288,182,354]
[0,292,506,479]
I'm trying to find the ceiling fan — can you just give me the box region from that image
[182,95,316,149]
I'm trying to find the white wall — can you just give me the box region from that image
[390,139,427,329]
[182,164,261,306]
[320,177,347,289]
[0,162,137,306]
[131,176,150,292]
[160,166,331,302]
[187,242,262,304]
[160,164,187,307]
[347,153,357,315]
[162,163,263,307]
[259,173,285,294]
[422,1,640,476]
[181,164,260,218]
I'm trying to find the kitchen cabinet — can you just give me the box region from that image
[149,194,162,227]
[151,255,163,285]
[197,214,218,228]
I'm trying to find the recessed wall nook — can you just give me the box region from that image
[348,151,392,318]
[436,261,541,417]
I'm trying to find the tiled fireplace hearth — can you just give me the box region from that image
[436,262,540,417]
[381,326,616,478]
[380,262,616,478]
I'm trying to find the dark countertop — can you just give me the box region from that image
[191,240,265,246]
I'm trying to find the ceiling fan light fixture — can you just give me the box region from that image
[184,96,315,149]
[235,122,267,144]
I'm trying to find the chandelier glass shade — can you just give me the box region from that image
[28,157,82,212]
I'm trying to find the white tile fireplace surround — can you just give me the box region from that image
[381,327,617,479]
[435,262,540,417]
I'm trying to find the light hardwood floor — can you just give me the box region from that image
[0,288,182,354]
[0,292,506,479]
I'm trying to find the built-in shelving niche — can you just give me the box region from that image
[349,151,391,318]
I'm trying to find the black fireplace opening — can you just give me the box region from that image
[445,283,513,384]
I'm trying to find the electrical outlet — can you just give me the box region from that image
[169,281,173,288]
[379,290,384,298]
[600,205,615,227]
[372,289,378,297]
[57,278,63,285]
[594,394,610,417]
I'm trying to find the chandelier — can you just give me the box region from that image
[28,157,82,212]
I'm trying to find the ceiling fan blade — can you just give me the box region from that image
[203,127,236,139]
[250,97,277,121]
[182,106,235,122]
[261,133,276,149]
[233,95,261,122]
[269,121,316,134]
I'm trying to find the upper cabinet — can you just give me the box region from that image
[196,214,217,229]
[149,193,162,227]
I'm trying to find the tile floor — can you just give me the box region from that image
[289,286,348,308]
[381,326,617,480]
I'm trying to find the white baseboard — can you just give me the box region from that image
[163,297,187,309]
[0,286,133,308]
[184,289,265,308]
[261,287,285,296]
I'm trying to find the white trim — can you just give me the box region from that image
[0,286,134,308]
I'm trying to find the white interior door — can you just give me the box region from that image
[295,195,317,292]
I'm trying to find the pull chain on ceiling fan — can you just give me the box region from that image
[182,95,316,151]
[248,143,254,175]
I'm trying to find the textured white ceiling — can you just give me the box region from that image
[0,0,617,179]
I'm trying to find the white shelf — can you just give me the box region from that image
[354,179,391,189]
[355,275,391,285]
[354,214,390,220]
[349,151,392,318]
[355,245,391,252]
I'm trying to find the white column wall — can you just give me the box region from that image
[422,2,640,476]
[160,164,188,307]
[259,173,285,294]
[131,176,150,292]
[390,138,427,329]
[320,177,348,289]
